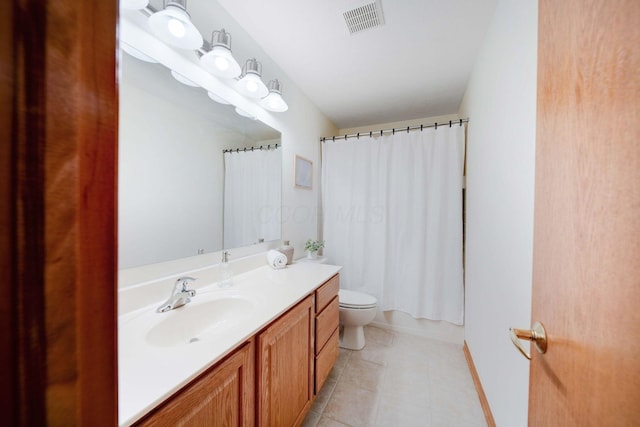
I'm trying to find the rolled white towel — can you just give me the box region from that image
[267,250,287,269]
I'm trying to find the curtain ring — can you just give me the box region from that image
[449,120,452,127]
[435,122,438,130]
[406,126,410,134]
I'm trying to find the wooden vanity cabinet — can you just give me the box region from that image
[313,274,340,393]
[136,340,255,427]
[257,295,315,427]
[135,273,340,427]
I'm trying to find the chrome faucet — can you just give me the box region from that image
[156,276,197,313]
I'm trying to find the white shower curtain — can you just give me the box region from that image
[224,147,281,249]
[322,125,465,324]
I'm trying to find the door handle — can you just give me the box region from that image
[509,321,547,360]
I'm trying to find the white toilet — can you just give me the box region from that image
[338,289,378,350]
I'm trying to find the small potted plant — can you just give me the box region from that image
[304,239,325,259]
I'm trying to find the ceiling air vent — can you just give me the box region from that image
[342,1,385,35]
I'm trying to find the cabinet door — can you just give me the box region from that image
[257,296,314,427]
[136,341,255,427]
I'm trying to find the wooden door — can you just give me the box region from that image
[2,0,118,425]
[529,1,640,425]
[258,295,315,427]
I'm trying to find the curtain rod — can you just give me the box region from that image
[320,118,469,142]
[222,143,280,154]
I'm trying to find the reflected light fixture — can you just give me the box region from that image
[121,41,158,63]
[200,29,241,79]
[207,91,231,105]
[120,0,149,9]
[260,79,289,112]
[148,0,203,50]
[235,107,257,120]
[235,58,269,99]
[170,70,199,87]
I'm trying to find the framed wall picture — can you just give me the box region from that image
[294,155,313,189]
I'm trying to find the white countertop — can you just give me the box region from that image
[118,262,341,426]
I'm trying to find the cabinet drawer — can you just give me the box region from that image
[315,328,339,394]
[316,274,339,313]
[315,296,339,354]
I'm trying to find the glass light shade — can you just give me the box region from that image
[148,2,203,50]
[121,0,149,10]
[207,91,231,105]
[235,58,269,98]
[121,42,158,63]
[200,46,241,78]
[260,79,288,112]
[236,73,268,98]
[260,92,289,112]
[170,70,199,87]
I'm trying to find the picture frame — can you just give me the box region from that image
[294,155,313,189]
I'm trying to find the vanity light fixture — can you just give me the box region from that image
[235,58,269,99]
[260,79,289,112]
[200,29,242,79]
[170,70,199,87]
[120,0,149,10]
[148,0,203,50]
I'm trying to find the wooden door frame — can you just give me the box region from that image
[2,1,118,425]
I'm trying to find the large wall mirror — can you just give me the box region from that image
[119,52,282,269]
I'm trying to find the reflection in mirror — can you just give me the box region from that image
[118,52,281,269]
[223,146,281,249]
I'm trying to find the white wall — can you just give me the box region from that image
[458,1,538,426]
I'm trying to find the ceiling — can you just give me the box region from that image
[214,0,498,129]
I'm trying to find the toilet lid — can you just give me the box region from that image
[339,289,377,309]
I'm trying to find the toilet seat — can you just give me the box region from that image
[339,289,377,309]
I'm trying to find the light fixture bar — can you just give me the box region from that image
[127,6,290,113]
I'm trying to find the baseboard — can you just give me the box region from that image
[463,341,496,427]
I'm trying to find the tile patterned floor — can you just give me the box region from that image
[302,326,487,427]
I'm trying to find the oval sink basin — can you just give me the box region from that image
[146,297,254,347]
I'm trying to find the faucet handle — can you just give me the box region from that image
[175,276,197,292]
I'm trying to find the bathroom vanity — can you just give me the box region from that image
[118,262,340,426]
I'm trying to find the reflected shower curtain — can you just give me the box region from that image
[223,147,281,249]
[322,125,465,324]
